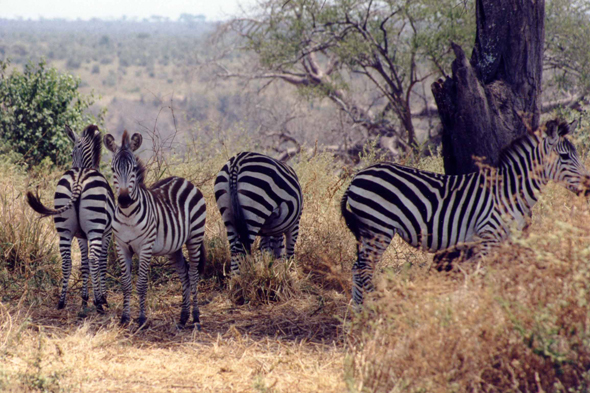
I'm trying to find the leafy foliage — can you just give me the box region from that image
[545,0,590,96]
[0,59,103,167]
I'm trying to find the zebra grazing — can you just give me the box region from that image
[214,152,303,273]
[26,124,114,313]
[341,119,590,304]
[104,131,206,328]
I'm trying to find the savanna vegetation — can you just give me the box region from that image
[2,1,590,392]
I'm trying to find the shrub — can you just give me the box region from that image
[0,59,104,168]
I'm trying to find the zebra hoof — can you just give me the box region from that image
[95,303,105,314]
[179,310,190,327]
[98,295,109,308]
[120,314,131,326]
[135,316,148,329]
[57,300,66,310]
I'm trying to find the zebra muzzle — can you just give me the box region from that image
[118,192,133,208]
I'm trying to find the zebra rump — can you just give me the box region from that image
[340,187,361,242]
[215,151,303,273]
[26,124,102,217]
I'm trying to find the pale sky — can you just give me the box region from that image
[0,0,255,21]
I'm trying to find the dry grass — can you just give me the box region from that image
[346,187,590,393]
[3,143,590,392]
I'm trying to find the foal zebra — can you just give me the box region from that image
[215,152,303,273]
[341,120,590,304]
[27,124,114,312]
[104,131,206,328]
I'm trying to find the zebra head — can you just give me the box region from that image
[66,124,102,169]
[542,119,590,196]
[104,131,145,209]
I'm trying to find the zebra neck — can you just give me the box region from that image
[496,144,545,226]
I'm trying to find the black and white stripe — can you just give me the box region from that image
[27,124,114,312]
[214,152,303,273]
[104,131,206,328]
[341,120,590,304]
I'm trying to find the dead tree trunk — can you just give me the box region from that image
[432,0,545,175]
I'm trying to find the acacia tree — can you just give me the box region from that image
[217,0,474,158]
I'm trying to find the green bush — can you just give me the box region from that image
[0,59,104,168]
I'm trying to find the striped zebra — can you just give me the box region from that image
[26,124,114,313]
[214,152,303,273]
[104,131,206,328]
[341,119,590,304]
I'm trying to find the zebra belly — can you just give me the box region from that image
[151,218,190,256]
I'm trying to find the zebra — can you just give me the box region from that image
[214,152,303,273]
[103,131,206,328]
[341,119,590,305]
[26,124,114,313]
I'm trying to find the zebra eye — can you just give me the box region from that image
[559,153,570,160]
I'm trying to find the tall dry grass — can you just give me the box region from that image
[346,186,590,393]
[0,161,62,304]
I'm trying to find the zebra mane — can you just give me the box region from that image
[498,119,573,168]
[80,124,103,169]
[135,158,147,188]
[497,132,540,168]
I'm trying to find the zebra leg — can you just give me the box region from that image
[260,236,271,254]
[352,235,392,305]
[136,247,154,327]
[170,249,191,328]
[433,243,473,272]
[186,239,204,330]
[97,231,112,308]
[285,222,300,259]
[230,242,248,274]
[57,234,73,309]
[115,243,134,325]
[86,236,106,313]
[260,235,283,259]
[77,238,90,309]
[272,235,285,259]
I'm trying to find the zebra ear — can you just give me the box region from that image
[103,134,118,153]
[544,119,560,144]
[129,133,143,152]
[558,120,577,137]
[65,124,77,143]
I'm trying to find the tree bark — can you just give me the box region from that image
[432,0,545,175]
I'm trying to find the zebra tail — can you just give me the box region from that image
[341,187,361,241]
[229,166,251,253]
[198,242,207,275]
[26,181,82,218]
